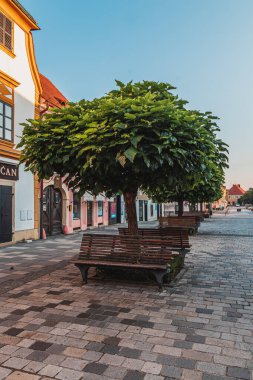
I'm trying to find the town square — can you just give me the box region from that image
[0,0,253,379]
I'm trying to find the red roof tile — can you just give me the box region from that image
[228,184,246,196]
[39,73,68,109]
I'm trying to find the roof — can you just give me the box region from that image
[39,74,68,109]
[10,0,39,29]
[228,184,246,196]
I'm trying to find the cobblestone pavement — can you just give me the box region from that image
[199,208,253,236]
[0,212,252,379]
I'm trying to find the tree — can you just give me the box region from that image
[147,115,228,216]
[18,80,228,233]
[239,188,253,205]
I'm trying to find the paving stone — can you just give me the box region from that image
[202,375,234,380]
[23,360,45,374]
[213,354,246,367]
[29,341,52,351]
[2,357,30,370]
[26,350,49,362]
[83,362,108,375]
[196,362,226,376]
[153,345,181,357]
[120,347,142,359]
[122,358,144,371]
[161,365,183,378]
[144,375,164,380]
[5,371,40,380]
[123,370,145,380]
[103,365,127,379]
[60,357,87,371]
[227,366,251,380]
[141,361,162,375]
[182,369,202,380]
[82,350,103,361]
[174,340,193,349]
[38,364,62,377]
[101,344,121,355]
[99,353,125,366]
[43,354,65,365]
[55,368,83,380]
[0,367,12,380]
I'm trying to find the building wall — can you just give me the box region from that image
[0,5,39,244]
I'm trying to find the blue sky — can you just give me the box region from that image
[22,0,253,189]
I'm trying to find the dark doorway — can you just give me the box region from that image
[157,203,160,219]
[139,200,143,222]
[0,185,12,243]
[87,201,93,226]
[43,186,62,236]
[144,201,148,221]
[116,195,121,223]
[109,199,117,224]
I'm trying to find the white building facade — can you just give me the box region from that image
[0,0,41,245]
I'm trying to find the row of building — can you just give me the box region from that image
[212,184,246,209]
[0,0,161,245]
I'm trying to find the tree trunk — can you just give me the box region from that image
[123,191,138,235]
[178,199,184,217]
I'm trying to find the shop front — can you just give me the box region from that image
[0,161,18,243]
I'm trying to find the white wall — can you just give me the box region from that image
[0,22,36,232]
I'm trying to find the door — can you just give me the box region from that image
[139,200,144,221]
[73,193,81,229]
[0,185,12,243]
[43,186,62,236]
[144,201,148,221]
[87,201,93,226]
[109,200,117,224]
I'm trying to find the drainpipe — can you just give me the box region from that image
[40,179,43,239]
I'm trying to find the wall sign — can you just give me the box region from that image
[0,162,19,180]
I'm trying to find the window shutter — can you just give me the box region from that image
[0,11,12,52]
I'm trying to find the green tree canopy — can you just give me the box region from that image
[18,80,228,233]
[239,188,253,205]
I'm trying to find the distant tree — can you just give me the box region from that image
[18,80,228,233]
[239,188,253,205]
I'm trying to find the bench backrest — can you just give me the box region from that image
[79,234,176,265]
[118,228,190,249]
[159,216,198,228]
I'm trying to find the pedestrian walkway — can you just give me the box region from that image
[0,212,252,379]
[199,208,253,236]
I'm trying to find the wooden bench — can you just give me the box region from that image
[72,234,179,289]
[118,227,191,252]
[159,216,198,234]
[182,211,205,222]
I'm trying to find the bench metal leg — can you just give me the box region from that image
[151,269,169,290]
[75,264,90,284]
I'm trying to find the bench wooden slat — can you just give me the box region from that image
[72,233,184,289]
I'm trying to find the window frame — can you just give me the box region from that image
[0,100,13,142]
[73,193,81,220]
[97,201,103,217]
[0,9,15,58]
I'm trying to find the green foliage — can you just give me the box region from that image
[240,188,253,205]
[18,80,228,204]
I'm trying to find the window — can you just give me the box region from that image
[0,100,13,141]
[98,201,103,217]
[150,204,154,217]
[73,193,81,219]
[0,12,12,52]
